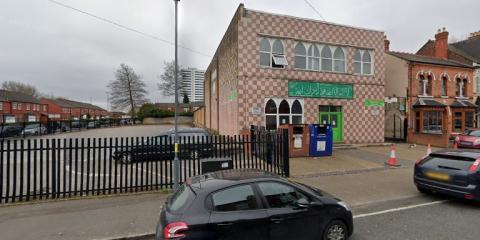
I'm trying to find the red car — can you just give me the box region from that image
[455,129,480,148]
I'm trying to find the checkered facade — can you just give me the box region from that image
[206,5,385,143]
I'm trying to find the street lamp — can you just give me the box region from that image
[173,0,180,189]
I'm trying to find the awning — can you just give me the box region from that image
[451,100,477,108]
[412,99,446,108]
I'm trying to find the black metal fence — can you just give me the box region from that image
[0,130,289,204]
[0,118,141,139]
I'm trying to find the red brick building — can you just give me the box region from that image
[0,90,48,123]
[41,98,108,120]
[385,29,476,147]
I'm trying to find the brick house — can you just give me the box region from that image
[42,98,108,120]
[417,29,480,125]
[0,90,48,123]
[155,102,204,113]
[203,4,386,144]
[385,29,476,147]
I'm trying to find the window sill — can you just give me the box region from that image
[455,96,468,99]
[418,95,433,98]
[293,68,350,75]
[440,96,449,99]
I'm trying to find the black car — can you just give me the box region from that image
[156,169,353,240]
[0,125,24,137]
[414,150,480,201]
[113,128,214,164]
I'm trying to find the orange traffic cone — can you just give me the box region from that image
[453,141,458,149]
[426,144,432,156]
[385,145,400,167]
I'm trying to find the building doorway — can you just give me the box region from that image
[319,105,343,143]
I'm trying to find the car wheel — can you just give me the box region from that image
[121,154,132,164]
[323,220,348,240]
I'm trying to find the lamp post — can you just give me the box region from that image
[173,0,180,189]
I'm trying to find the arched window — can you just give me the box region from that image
[441,76,448,96]
[354,49,373,75]
[308,45,320,71]
[418,75,425,95]
[425,76,432,96]
[259,38,271,67]
[333,47,346,73]
[353,50,362,74]
[321,46,333,71]
[456,79,462,97]
[294,43,307,69]
[278,100,290,125]
[259,38,287,68]
[265,99,277,130]
[363,51,372,75]
[463,79,468,97]
[291,100,303,124]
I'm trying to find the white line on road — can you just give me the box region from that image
[353,200,450,219]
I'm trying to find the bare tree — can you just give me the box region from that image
[108,64,148,117]
[158,60,183,97]
[1,81,40,97]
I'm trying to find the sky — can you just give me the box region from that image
[0,0,479,110]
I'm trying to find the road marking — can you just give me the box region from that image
[353,200,450,219]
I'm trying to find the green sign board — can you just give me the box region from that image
[288,81,354,99]
[364,99,385,107]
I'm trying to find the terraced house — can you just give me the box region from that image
[0,90,48,123]
[204,4,386,143]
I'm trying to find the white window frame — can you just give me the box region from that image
[294,42,307,70]
[333,47,347,73]
[307,44,320,71]
[12,102,17,110]
[320,45,333,72]
[259,37,287,69]
[353,49,374,75]
[0,102,3,111]
[26,104,30,111]
[264,98,304,130]
[18,103,22,110]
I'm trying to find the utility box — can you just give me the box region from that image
[279,124,310,157]
[309,124,333,157]
[201,157,233,174]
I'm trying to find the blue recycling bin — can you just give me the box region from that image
[309,124,333,157]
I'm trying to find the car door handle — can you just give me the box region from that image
[270,217,284,223]
[217,222,234,227]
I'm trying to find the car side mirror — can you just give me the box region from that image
[294,198,310,209]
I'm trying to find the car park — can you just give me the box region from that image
[454,129,480,148]
[155,169,353,240]
[113,128,214,163]
[414,150,480,201]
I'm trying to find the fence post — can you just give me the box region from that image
[282,129,290,177]
[51,139,56,198]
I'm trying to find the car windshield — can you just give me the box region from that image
[463,130,480,137]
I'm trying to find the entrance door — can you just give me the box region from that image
[319,106,343,143]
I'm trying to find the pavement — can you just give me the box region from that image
[0,142,468,240]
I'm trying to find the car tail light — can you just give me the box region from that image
[468,159,480,173]
[164,222,188,239]
[464,194,475,200]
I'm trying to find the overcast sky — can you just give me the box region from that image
[1,0,479,110]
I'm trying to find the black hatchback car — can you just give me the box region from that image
[414,150,480,201]
[156,169,353,240]
[113,128,213,163]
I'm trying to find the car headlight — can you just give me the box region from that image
[337,201,350,211]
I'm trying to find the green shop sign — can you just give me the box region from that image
[288,81,354,99]
[364,99,385,107]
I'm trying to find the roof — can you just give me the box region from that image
[54,98,106,111]
[450,36,480,62]
[451,99,477,108]
[412,99,446,107]
[0,89,41,104]
[388,51,474,68]
[188,169,282,192]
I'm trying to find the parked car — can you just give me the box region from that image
[0,125,24,138]
[414,150,480,201]
[155,169,353,240]
[22,124,47,136]
[113,128,213,164]
[454,129,480,148]
[87,121,100,128]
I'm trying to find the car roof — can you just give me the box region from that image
[431,149,480,159]
[188,169,283,193]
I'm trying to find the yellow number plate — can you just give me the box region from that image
[425,171,451,181]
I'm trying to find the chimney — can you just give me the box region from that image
[434,27,449,59]
[384,38,390,52]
